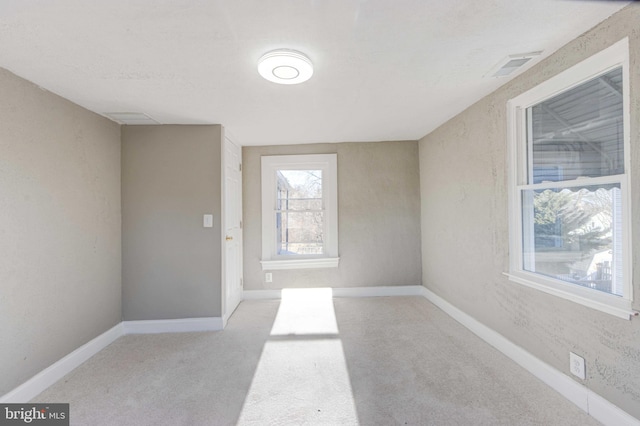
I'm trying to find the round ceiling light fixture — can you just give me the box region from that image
[258,49,313,85]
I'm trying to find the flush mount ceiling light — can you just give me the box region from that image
[258,49,313,85]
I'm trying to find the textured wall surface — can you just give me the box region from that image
[243,141,422,290]
[122,125,222,320]
[0,69,121,395]
[419,5,640,419]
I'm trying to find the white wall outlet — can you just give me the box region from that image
[569,352,586,380]
[265,273,273,283]
[203,214,213,228]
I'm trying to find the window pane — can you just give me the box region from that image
[277,170,322,199]
[521,184,622,296]
[276,211,324,255]
[528,67,624,184]
[277,170,323,210]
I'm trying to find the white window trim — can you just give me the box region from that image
[506,38,635,320]
[261,154,339,271]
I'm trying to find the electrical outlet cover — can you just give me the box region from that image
[569,352,586,380]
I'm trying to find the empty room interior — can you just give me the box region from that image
[1,1,640,425]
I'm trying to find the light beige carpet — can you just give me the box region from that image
[34,292,601,425]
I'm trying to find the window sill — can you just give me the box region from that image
[503,272,637,320]
[261,257,340,271]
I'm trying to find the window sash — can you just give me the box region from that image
[513,174,631,302]
[525,67,625,185]
[275,209,325,257]
[520,182,623,297]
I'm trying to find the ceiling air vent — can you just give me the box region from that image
[104,112,159,125]
[486,51,542,78]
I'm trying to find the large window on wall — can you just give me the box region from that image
[507,39,633,319]
[261,154,339,270]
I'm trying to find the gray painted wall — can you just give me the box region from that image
[122,125,222,320]
[243,141,422,290]
[418,5,640,418]
[0,69,121,395]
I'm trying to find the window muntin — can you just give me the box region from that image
[508,39,632,318]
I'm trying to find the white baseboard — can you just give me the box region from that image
[243,285,423,300]
[0,323,124,403]
[242,289,282,300]
[419,286,640,426]
[332,285,423,298]
[122,317,224,334]
[588,388,640,426]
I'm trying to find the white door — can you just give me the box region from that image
[223,136,243,322]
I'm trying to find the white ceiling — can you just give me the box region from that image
[0,0,630,146]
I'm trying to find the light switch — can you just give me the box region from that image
[203,214,213,228]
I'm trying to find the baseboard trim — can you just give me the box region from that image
[242,289,282,300]
[588,388,640,426]
[419,286,639,426]
[332,285,424,298]
[0,323,124,403]
[122,317,224,334]
[243,285,423,300]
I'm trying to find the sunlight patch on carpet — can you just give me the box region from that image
[237,288,359,425]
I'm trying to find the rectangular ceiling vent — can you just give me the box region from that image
[104,112,160,125]
[486,51,542,78]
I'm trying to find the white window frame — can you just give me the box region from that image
[261,154,339,270]
[506,38,634,320]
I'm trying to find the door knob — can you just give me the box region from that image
[225,236,233,241]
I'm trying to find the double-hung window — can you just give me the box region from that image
[507,39,633,319]
[261,154,339,270]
